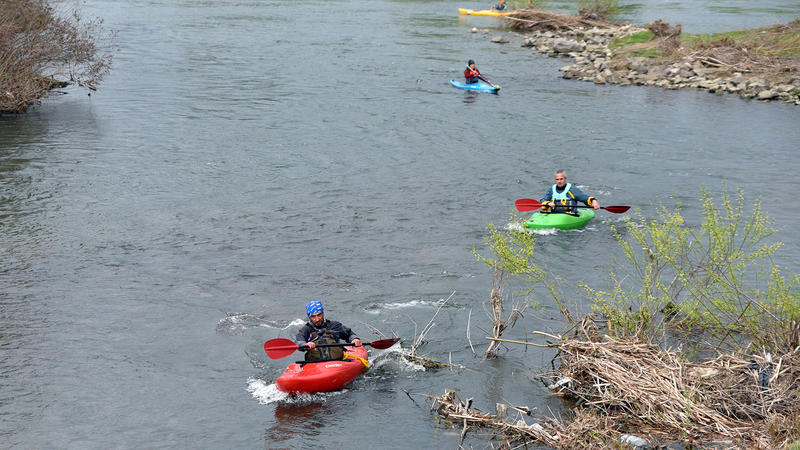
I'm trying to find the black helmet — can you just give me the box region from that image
[467,59,475,65]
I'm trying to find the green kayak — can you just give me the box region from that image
[524,209,595,230]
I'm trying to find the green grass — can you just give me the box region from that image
[632,47,663,58]
[610,31,655,48]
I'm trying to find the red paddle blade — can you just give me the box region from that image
[603,205,630,214]
[263,338,299,359]
[367,338,400,349]
[515,198,542,212]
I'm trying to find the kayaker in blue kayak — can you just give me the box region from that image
[540,170,600,215]
[295,301,362,361]
[464,60,482,84]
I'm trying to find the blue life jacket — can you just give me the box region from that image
[550,183,577,214]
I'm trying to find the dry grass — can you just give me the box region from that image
[621,19,800,76]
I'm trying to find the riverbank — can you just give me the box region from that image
[504,9,800,105]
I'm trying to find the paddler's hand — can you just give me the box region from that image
[305,342,316,350]
[351,339,362,347]
[591,199,600,210]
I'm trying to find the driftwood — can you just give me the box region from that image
[504,7,613,32]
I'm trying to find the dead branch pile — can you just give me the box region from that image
[505,7,611,32]
[430,389,566,448]
[548,327,800,446]
[647,19,682,38]
[688,41,782,74]
[429,316,800,448]
[683,21,798,73]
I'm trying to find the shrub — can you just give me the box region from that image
[584,188,800,353]
[0,0,112,113]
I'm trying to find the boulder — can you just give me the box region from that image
[757,90,777,100]
[491,36,510,44]
[729,74,745,86]
[552,38,584,54]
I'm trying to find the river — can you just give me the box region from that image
[1,0,799,448]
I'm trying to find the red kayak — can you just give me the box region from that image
[275,345,369,394]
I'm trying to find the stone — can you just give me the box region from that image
[747,77,768,89]
[757,90,777,100]
[729,74,745,86]
[552,38,584,54]
[491,36,510,44]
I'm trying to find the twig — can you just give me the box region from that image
[412,291,455,354]
[485,336,555,348]
[466,308,476,357]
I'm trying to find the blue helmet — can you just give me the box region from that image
[306,301,324,317]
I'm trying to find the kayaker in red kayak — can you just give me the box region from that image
[540,170,600,215]
[295,301,362,361]
[464,60,481,84]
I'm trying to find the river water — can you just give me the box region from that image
[1,0,798,448]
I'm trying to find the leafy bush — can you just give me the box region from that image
[584,188,799,353]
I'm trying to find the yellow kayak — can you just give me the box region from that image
[458,8,513,17]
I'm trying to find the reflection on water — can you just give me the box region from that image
[267,402,328,443]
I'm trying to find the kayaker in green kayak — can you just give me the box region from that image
[295,301,362,361]
[540,170,600,215]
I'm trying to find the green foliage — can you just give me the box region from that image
[475,220,544,281]
[508,0,542,9]
[576,0,620,19]
[475,219,561,310]
[584,188,800,352]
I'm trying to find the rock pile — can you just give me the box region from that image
[517,24,800,105]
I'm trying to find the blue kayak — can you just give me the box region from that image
[450,80,500,93]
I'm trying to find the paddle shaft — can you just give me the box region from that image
[263,337,400,359]
[515,198,629,214]
[302,341,363,349]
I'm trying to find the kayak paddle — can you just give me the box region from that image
[466,65,501,90]
[515,198,630,214]
[264,337,401,359]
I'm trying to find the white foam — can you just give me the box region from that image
[505,221,559,236]
[371,346,427,372]
[246,377,347,405]
[247,378,289,404]
[266,318,306,329]
[381,299,439,309]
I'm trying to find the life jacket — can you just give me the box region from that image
[550,183,578,215]
[305,329,344,361]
